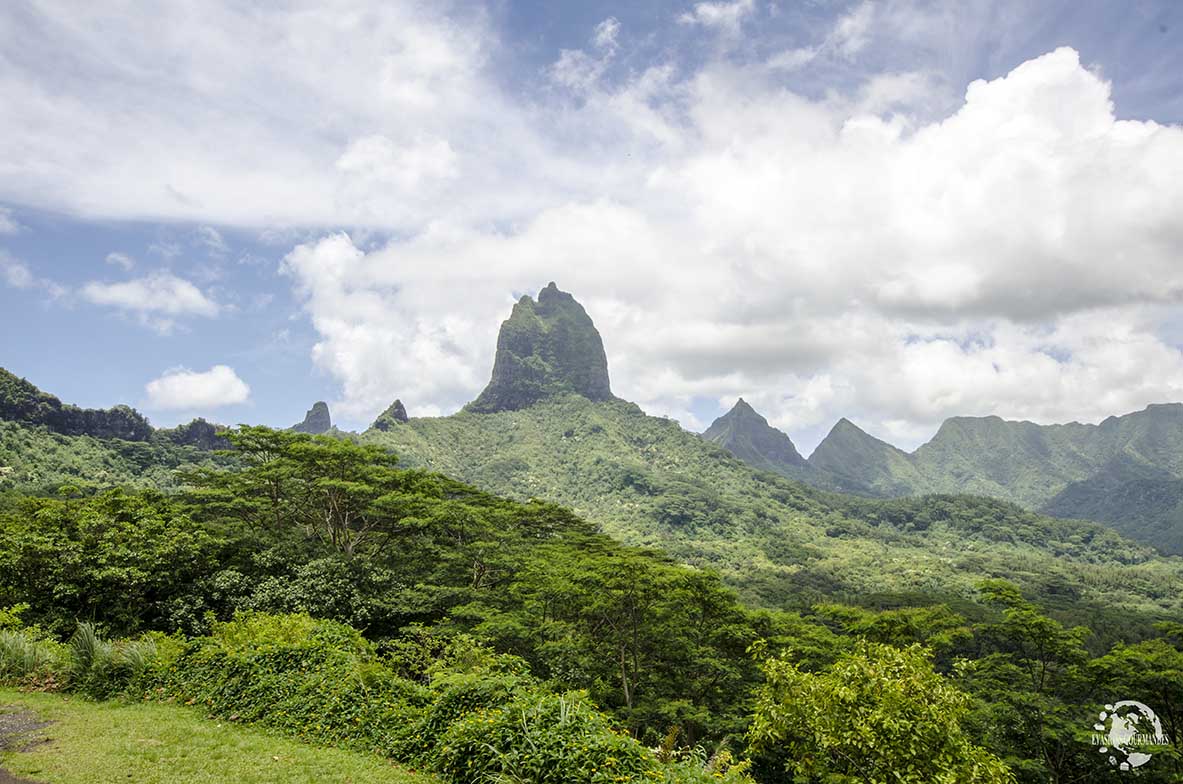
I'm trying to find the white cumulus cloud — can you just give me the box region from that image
[678,0,755,35]
[282,46,1183,447]
[145,365,251,410]
[104,252,135,270]
[81,272,220,334]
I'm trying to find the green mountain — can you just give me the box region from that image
[808,418,925,496]
[0,366,152,441]
[362,288,1183,623]
[1043,456,1183,555]
[804,405,1183,554]
[702,398,805,467]
[467,282,617,413]
[0,368,229,492]
[371,399,408,430]
[700,399,850,489]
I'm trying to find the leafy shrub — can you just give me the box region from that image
[657,746,754,784]
[396,671,531,765]
[433,691,655,784]
[749,641,1014,783]
[161,613,428,756]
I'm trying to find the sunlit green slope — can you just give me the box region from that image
[362,394,1183,619]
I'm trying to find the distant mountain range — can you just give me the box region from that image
[6,279,1183,610]
[355,283,1183,628]
[703,398,1183,554]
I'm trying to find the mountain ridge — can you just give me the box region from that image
[802,404,1183,553]
[357,286,1183,621]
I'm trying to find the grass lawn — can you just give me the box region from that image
[0,689,435,784]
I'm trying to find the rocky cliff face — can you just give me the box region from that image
[291,401,332,434]
[0,367,153,441]
[371,399,409,430]
[467,282,616,413]
[162,417,230,450]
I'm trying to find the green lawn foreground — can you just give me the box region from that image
[0,689,435,784]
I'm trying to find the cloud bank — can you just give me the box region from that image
[3,2,1183,448]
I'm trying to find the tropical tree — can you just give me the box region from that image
[748,640,1014,783]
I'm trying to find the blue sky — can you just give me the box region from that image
[2,1,1182,451]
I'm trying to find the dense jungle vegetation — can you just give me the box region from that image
[2,427,1181,782]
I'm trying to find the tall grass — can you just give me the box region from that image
[67,622,159,698]
[0,629,62,685]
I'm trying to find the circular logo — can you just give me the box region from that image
[1092,700,1170,771]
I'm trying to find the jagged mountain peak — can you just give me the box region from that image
[371,399,409,431]
[291,401,332,434]
[702,398,807,470]
[466,283,615,413]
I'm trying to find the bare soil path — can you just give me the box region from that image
[0,705,48,784]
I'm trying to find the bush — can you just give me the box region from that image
[3,610,755,784]
[396,671,531,766]
[433,691,655,784]
[160,613,428,756]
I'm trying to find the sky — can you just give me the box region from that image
[1,0,1182,453]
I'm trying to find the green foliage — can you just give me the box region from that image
[66,621,160,698]
[0,628,64,686]
[0,489,224,636]
[433,692,655,784]
[749,641,1014,783]
[398,670,533,766]
[70,611,752,784]
[6,411,1183,782]
[363,396,1183,625]
[808,406,1183,554]
[0,419,230,494]
[474,545,760,743]
[813,602,972,656]
[0,367,152,441]
[955,582,1107,783]
[186,426,416,555]
[160,613,428,755]
[1089,639,1183,777]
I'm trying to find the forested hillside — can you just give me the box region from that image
[363,395,1183,634]
[0,366,152,441]
[804,404,1183,553]
[3,427,1181,783]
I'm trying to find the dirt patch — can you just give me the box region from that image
[0,771,41,784]
[0,705,49,784]
[0,706,49,752]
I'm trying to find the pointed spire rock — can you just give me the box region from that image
[467,283,616,413]
[291,401,332,434]
[371,399,409,431]
[702,398,808,470]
